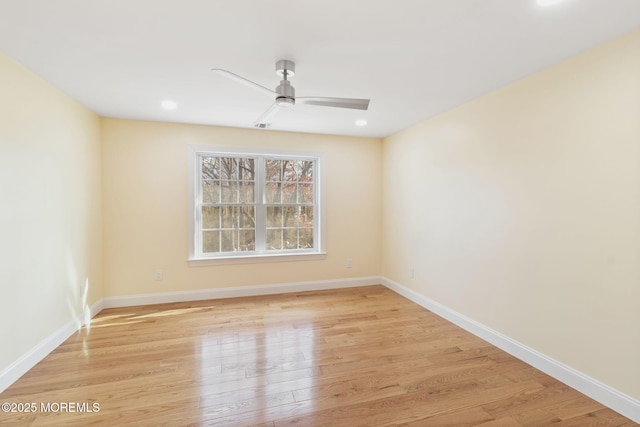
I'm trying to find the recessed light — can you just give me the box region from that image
[161,100,177,110]
[537,0,565,6]
[355,119,367,127]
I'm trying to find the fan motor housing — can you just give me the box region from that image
[276,79,295,98]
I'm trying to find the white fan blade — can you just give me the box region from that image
[212,69,277,98]
[253,102,280,129]
[296,97,370,110]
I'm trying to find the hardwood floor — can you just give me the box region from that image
[0,285,636,426]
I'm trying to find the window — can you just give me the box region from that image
[189,147,324,264]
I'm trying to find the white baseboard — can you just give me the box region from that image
[381,277,640,424]
[0,299,104,394]
[101,276,382,309]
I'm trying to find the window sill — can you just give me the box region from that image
[188,252,327,266]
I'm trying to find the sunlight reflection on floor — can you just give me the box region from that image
[197,312,317,423]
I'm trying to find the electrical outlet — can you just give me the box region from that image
[409,268,414,279]
[155,270,163,281]
[346,258,353,268]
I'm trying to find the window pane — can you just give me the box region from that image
[202,180,220,203]
[299,228,313,249]
[283,206,298,227]
[283,160,297,182]
[220,181,238,203]
[238,158,255,181]
[203,231,220,253]
[239,230,255,251]
[290,160,303,181]
[239,182,255,203]
[266,159,282,182]
[283,228,298,249]
[266,206,282,227]
[239,206,255,229]
[265,182,281,203]
[299,161,314,181]
[219,158,238,180]
[221,206,237,228]
[281,182,297,204]
[266,229,282,250]
[300,206,313,227]
[297,183,313,204]
[202,206,219,229]
[201,156,218,180]
[221,230,236,252]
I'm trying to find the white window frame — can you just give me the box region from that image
[188,145,326,265]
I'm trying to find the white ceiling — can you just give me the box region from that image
[1,0,639,138]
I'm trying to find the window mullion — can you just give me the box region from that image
[255,156,266,252]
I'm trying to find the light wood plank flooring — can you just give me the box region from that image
[0,285,636,426]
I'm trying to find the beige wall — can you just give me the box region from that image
[101,119,382,296]
[0,53,103,373]
[382,30,640,399]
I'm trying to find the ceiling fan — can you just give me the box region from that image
[212,60,370,129]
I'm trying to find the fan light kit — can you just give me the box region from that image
[212,60,370,129]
